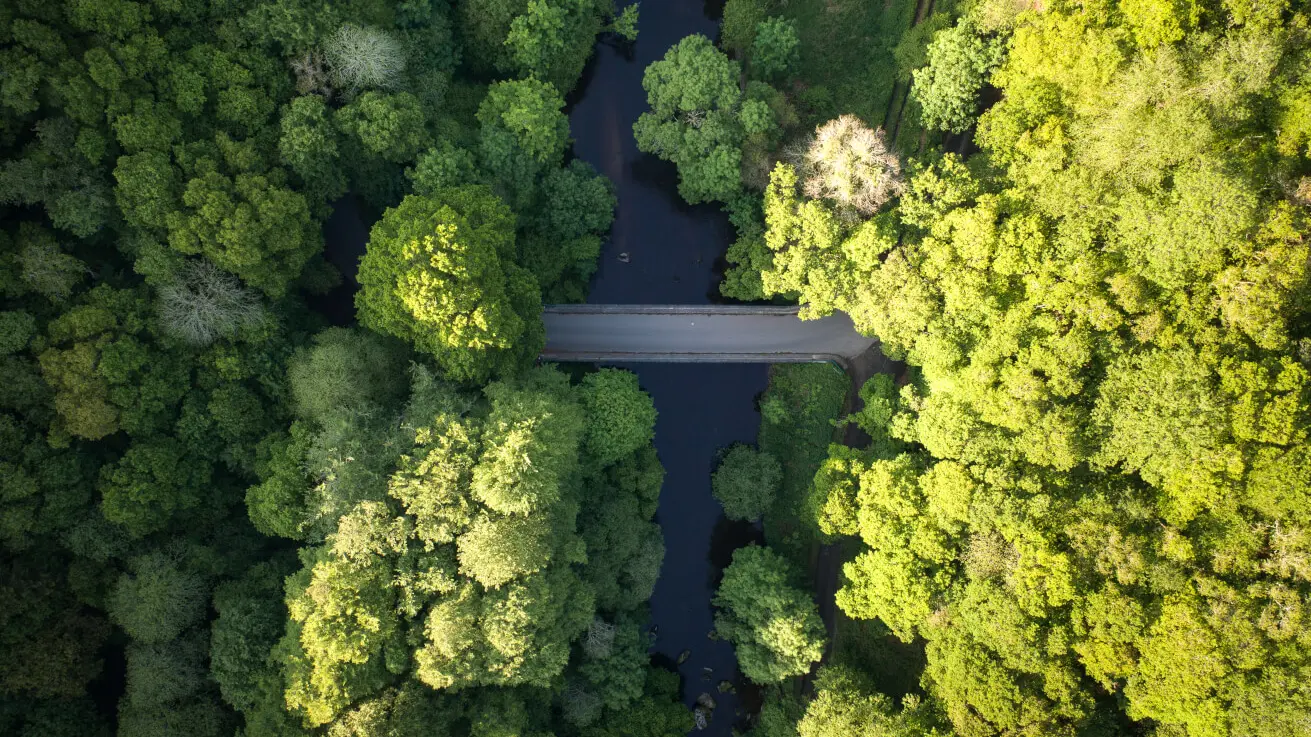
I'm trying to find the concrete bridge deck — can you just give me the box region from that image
[540,304,879,370]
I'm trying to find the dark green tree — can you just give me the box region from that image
[712,444,782,522]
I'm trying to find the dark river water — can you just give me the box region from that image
[566,3,769,733]
[317,3,768,731]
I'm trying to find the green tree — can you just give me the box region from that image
[577,614,650,710]
[714,545,826,683]
[460,0,607,91]
[0,118,114,238]
[336,91,430,164]
[633,35,747,204]
[280,94,347,202]
[579,368,657,467]
[580,447,666,612]
[406,141,477,196]
[582,666,692,737]
[523,159,616,300]
[608,3,639,42]
[798,666,950,737]
[11,223,86,301]
[911,21,1006,133]
[246,424,314,540]
[477,76,570,208]
[355,187,543,383]
[721,0,777,55]
[163,137,320,297]
[39,285,188,441]
[107,553,209,644]
[287,327,411,426]
[210,560,296,719]
[124,635,208,709]
[749,17,800,81]
[712,444,782,521]
[98,437,212,537]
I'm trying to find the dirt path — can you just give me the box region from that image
[803,345,899,691]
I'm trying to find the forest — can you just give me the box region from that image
[2,0,1310,736]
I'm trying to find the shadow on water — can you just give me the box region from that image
[311,194,369,326]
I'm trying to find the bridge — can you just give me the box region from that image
[540,304,882,374]
[542,303,898,662]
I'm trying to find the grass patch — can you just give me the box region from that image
[758,362,849,560]
[784,0,920,128]
[832,606,928,700]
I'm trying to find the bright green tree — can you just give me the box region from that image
[714,545,826,683]
[355,187,542,383]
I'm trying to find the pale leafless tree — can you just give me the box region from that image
[323,24,406,94]
[158,260,265,346]
[786,115,906,220]
[562,683,602,726]
[290,51,332,99]
[583,617,617,659]
[19,238,85,301]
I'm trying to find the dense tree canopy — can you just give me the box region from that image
[0,0,639,734]
[273,365,664,727]
[719,2,1311,736]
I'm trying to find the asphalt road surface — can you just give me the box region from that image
[540,305,878,365]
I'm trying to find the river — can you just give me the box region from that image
[566,2,768,733]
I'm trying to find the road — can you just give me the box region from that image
[540,305,878,366]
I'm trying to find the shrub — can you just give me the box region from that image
[712,444,782,521]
